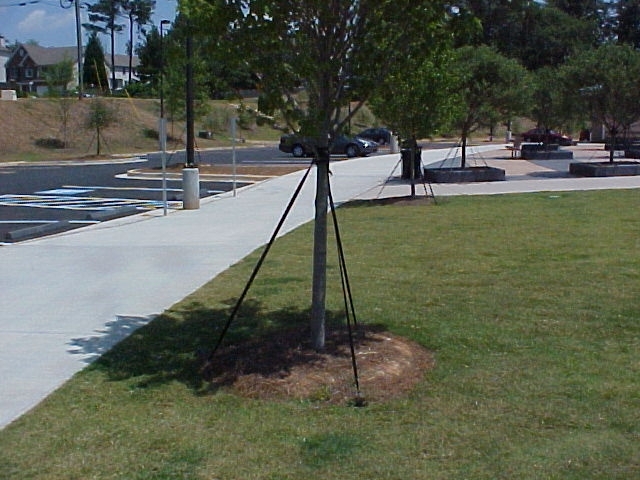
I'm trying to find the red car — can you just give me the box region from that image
[522,128,573,146]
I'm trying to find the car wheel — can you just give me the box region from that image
[345,144,359,157]
[292,144,305,157]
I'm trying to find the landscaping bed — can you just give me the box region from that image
[569,160,640,177]
[424,166,505,183]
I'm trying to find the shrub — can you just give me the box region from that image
[35,137,66,149]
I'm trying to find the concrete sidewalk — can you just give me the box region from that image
[1,143,639,430]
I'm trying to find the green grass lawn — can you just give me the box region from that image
[1,190,639,479]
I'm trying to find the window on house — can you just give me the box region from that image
[25,68,33,78]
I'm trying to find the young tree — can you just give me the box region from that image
[371,50,454,145]
[85,0,125,91]
[448,45,529,167]
[83,32,109,93]
[182,0,449,350]
[86,98,115,155]
[45,57,76,147]
[370,49,454,195]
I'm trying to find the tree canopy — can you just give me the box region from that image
[84,0,125,90]
[122,0,155,84]
[83,31,109,92]
[563,43,640,159]
[179,0,451,349]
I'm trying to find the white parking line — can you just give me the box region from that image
[0,194,179,211]
[0,220,58,224]
[64,185,184,193]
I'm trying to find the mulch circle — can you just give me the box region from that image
[202,325,434,405]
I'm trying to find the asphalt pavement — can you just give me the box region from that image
[2,143,640,430]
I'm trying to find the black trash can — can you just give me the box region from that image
[401,147,422,179]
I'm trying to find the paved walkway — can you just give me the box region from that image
[1,143,639,430]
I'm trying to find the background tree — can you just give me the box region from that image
[44,57,74,95]
[85,0,125,91]
[529,66,576,142]
[83,32,109,93]
[156,16,210,139]
[516,4,596,70]
[135,26,162,88]
[452,0,600,69]
[564,44,640,162]
[548,0,611,45]
[448,45,529,167]
[122,0,155,84]
[614,0,640,49]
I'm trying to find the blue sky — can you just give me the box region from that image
[0,0,178,53]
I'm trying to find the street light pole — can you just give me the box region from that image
[159,19,171,216]
[185,32,195,169]
[182,26,200,210]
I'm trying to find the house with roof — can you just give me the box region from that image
[4,43,139,95]
[105,54,140,90]
[0,36,12,87]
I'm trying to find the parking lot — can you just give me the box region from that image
[0,143,393,243]
[0,157,250,243]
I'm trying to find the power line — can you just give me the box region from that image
[0,0,40,8]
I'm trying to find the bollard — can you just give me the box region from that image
[390,134,400,153]
[182,167,200,210]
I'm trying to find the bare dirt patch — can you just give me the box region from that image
[203,325,434,405]
[345,195,435,207]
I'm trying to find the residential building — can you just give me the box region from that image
[4,43,139,95]
[105,54,140,90]
[0,36,11,87]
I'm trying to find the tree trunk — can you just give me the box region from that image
[461,134,468,168]
[310,147,330,351]
[610,134,615,163]
[410,135,416,198]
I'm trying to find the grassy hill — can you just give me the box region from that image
[0,97,281,163]
[0,96,513,165]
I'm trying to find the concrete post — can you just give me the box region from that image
[182,167,200,210]
[390,134,400,153]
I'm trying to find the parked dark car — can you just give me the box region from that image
[278,134,378,157]
[356,127,392,145]
[522,128,573,146]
